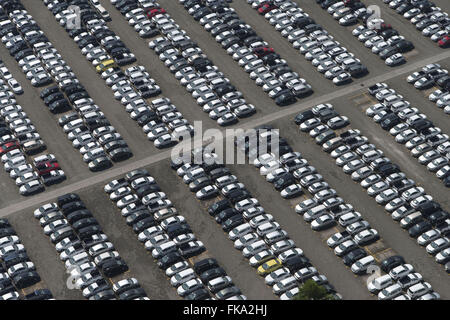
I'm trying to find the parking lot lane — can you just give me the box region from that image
[268,117,450,298]
[7,210,84,299]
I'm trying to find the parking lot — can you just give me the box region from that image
[0,0,448,300]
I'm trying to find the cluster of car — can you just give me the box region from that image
[2,0,133,171]
[131,3,256,125]
[408,65,450,114]
[367,255,439,299]
[0,3,53,87]
[381,0,449,48]
[105,168,245,300]
[300,92,450,274]
[44,1,194,149]
[0,63,22,94]
[0,77,67,195]
[0,218,52,300]
[182,0,314,104]
[248,0,368,85]
[319,0,415,66]
[295,104,447,294]
[171,145,340,300]
[366,79,450,188]
[34,194,149,300]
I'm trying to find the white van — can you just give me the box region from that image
[368,274,393,293]
[407,282,432,299]
[228,223,252,241]
[378,283,403,300]
[303,204,327,222]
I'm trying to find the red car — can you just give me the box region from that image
[146,8,166,18]
[253,47,275,58]
[36,160,60,176]
[0,141,20,155]
[258,3,278,14]
[439,35,450,48]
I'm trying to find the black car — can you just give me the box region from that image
[381,114,401,130]
[343,248,367,266]
[347,64,368,77]
[72,217,98,231]
[284,255,311,272]
[13,271,41,289]
[275,92,296,106]
[200,267,227,284]
[109,147,132,162]
[102,258,129,278]
[166,223,192,239]
[221,214,245,232]
[49,99,70,113]
[215,208,240,224]
[395,40,414,53]
[78,225,103,240]
[194,258,219,275]
[66,209,93,224]
[61,200,85,214]
[227,189,251,203]
[294,110,315,125]
[379,47,398,60]
[428,210,449,226]
[25,289,53,300]
[3,252,29,269]
[119,288,147,300]
[380,255,405,273]
[208,199,231,216]
[408,221,432,238]
[274,173,295,191]
[132,216,157,234]
[40,86,60,99]
[89,157,112,172]
[157,251,183,269]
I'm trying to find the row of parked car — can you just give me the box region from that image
[35,194,149,300]
[408,65,450,115]
[44,0,194,149]
[320,0,415,66]
[171,145,340,300]
[122,0,257,125]
[302,97,450,272]
[247,0,368,85]
[0,218,52,300]
[181,0,314,104]
[244,119,386,279]
[381,0,450,48]
[366,79,450,188]
[0,64,22,94]
[294,103,445,298]
[1,0,133,171]
[105,168,245,300]
[0,65,66,195]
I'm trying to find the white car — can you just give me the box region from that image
[385,53,405,66]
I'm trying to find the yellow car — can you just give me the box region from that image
[257,258,282,276]
[95,59,117,73]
